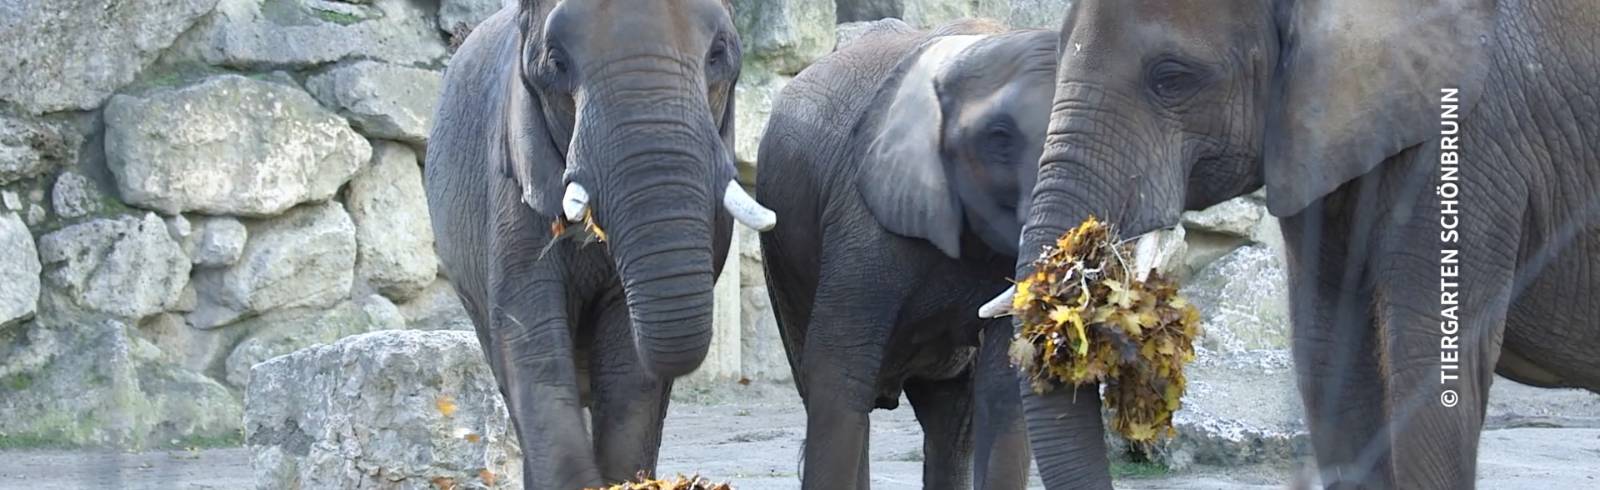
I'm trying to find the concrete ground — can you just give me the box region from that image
[1,382,1596,489]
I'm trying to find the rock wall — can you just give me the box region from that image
[0,0,1097,447]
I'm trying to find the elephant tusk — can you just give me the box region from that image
[723,181,777,231]
[1130,223,1186,281]
[977,285,1016,318]
[562,182,589,222]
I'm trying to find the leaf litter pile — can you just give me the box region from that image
[586,473,732,490]
[1008,217,1201,443]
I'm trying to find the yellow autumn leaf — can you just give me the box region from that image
[436,395,457,417]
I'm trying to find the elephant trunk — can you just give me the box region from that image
[576,85,727,379]
[1010,91,1181,488]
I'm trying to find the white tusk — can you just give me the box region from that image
[562,182,589,222]
[723,181,777,231]
[978,285,1016,318]
[1131,223,1187,281]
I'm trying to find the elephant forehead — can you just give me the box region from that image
[915,35,988,80]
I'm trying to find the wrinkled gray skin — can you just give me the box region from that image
[424,1,741,487]
[1015,0,1600,488]
[757,20,1057,489]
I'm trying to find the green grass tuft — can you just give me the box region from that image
[1,373,33,392]
[1111,460,1170,479]
[166,429,244,449]
[0,432,73,450]
[313,9,362,25]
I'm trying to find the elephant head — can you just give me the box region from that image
[858,30,1060,258]
[512,0,773,378]
[982,0,1494,486]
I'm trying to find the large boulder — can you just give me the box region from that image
[1,116,81,186]
[189,201,357,329]
[36,213,191,320]
[135,312,249,377]
[836,0,1010,28]
[245,330,520,489]
[1182,244,1290,353]
[186,215,250,268]
[732,75,792,180]
[1007,0,1073,29]
[172,0,449,69]
[737,227,788,382]
[105,75,369,217]
[0,317,242,449]
[346,142,438,302]
[0,212,40,329]
[439,0,509,33]
[835,18,916,49]
[397,279,474,332]
[734,0,836,77]
[224,296,405,388]
[0,0,219,114]
[307,62,443,144]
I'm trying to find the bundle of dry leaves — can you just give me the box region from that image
[586,474,733,490]
[1008,217,1202,443]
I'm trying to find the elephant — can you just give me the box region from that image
[755,19,1058,489]
[980,0,1600,488]
[423,1,775,488]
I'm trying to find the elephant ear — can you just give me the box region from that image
[1263,0,1494,216]
[858,35,985,259]
[504,55,567,217]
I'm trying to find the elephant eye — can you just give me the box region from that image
[982,120,1019,164]
[544,46,569,74]
[1146,58,1208,105]
[708,39,727,67]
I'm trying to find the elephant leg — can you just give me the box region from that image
[906,376,975,490]
[798,316,889,490]
[1281,204,1391,489]
[798,235,906,489]
[972,321,1029,490]
[482,177,601,489]
[589,289,672,483]
[1373,216,1515,489]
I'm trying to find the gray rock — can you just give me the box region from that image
[1155,349,1307,469]
[0,212,40,329]
[307,62,443,143]
[2,191,20,211]
[0,0,218,114]
[135,312,249,376]
[733,75,791,179]
[737,227,788,382]
[189,201,357,329]
[837,0,1010,28]
[347,142,438,302]
[0,317,242,449]
[1007,0,1073,29]
[50,171,101,219]
[1182,197,1265,239]
[105,75,369,217]
[224,299,404,387]
[190,216,249,268]
[734,0,836,77]
[397,279,473,332]
[0,116,80,185]
[37,213,191,320]
[835,18,916,49]
[245,330,520,489]
[1181,244,1290,353]
[172,0,449,69]
[439,0,509,33]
